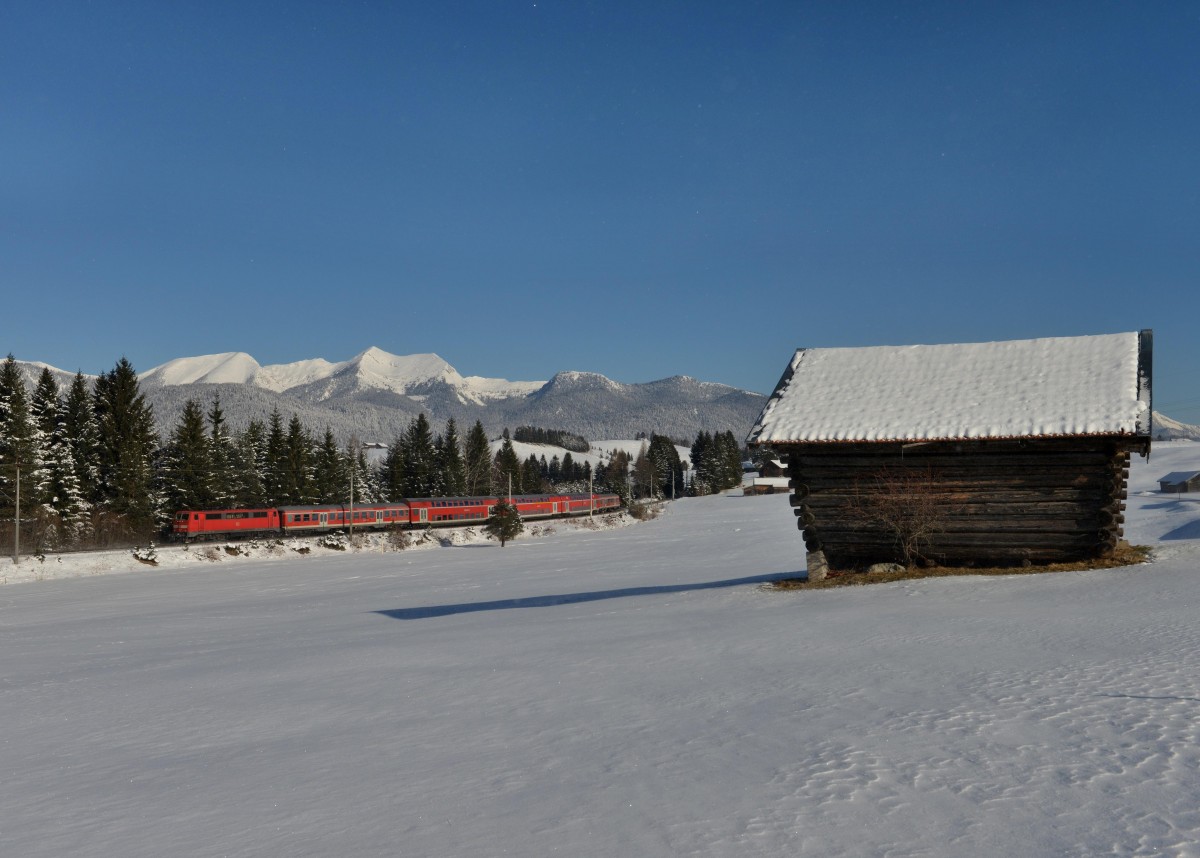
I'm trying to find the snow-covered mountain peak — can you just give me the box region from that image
[143,352,262,386]
[1152,410,1200,441]
[543,370,623,392]
[246,357,336,393]
[343,348,465,392]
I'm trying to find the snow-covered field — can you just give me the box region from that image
[2,444,1200,856]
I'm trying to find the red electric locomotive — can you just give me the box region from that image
[173,509,281,541]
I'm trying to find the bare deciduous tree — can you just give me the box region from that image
[847,466,960,568]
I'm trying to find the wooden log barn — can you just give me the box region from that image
[747,332,1153,577]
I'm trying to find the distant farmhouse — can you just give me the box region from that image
[748,331,1153,577]
[1158,471,1200,493]
[746,458,791,495]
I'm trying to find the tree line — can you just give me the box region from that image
[511,426,589,453]
[0,355,746,554]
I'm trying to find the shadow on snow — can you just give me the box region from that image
[1161,518,1200,540]
[1134,498,1200,540]
[372,572,795,620]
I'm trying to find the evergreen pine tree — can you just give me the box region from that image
[62,372,101,508]
[349,443,377,504]
[485,499,523,547]
[648,434,684,499]
[690,431,713,496]
[522,454,544,493]
[382,433,406,501]
[30,368,87,547]
[92,357,159,538]
[283,414,313,504]
[30,368,59,440]
[431,434,448,497]
[492,429,521,497]
[162,399,214,513]
[0,356,37,549]
[312,428,347,504]
[207,395,235,507]
[23,368,58,510]
[438,417,466,496]
[601,450,632,505]
[463,420,492,496]
[263,408,288,505]
[233,419,268,508]
[631,443,654,499]
[400,414,436,497]
[721,430,744,490]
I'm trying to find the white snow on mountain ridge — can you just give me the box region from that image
[142,347,547,402]
[252,357,338,392]
[1152,410,1200,441]
[139,352,263,386]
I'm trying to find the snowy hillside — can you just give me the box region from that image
[3,444,1200,856]
[1152,410,1200,441]
[591,438,694,468]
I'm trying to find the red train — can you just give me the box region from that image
[171,493,622,542]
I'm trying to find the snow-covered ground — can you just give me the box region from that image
[2,443,1199,857]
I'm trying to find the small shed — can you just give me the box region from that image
[1158,471,1200,493]
[746,477,791,495]
[760,458,789,479]
[744,458,791,494]
[748,331,1153,573]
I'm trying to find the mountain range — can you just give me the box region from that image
[16,347,1200,447]
[17,348,768,444]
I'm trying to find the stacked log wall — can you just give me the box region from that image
[785,439,1136,569]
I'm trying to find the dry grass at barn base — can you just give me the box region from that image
[771,542,1153,590]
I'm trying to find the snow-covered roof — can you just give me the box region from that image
[749,331,1152,444]
[1157,471,1200,484]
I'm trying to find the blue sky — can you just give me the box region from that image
[3,2,1199,421]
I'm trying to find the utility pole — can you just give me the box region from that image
[348,433,358,541]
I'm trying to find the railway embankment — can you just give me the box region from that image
[1,511,637,586]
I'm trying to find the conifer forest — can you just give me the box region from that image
[0,356,746,553]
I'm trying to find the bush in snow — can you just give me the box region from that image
[317,533,348,551]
